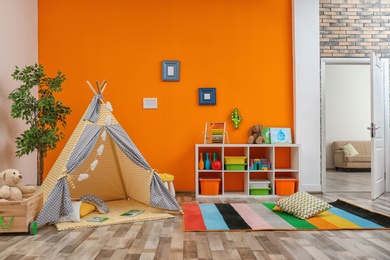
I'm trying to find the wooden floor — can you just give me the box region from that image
[326,169,371,192]
[1,186,389,259]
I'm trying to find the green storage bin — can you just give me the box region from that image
[250,187,271,195]
[224,163,247,170]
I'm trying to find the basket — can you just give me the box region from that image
[200,178,221,195]
[224,156,247,164]
[275,178,297,196]
[250,188,271,195]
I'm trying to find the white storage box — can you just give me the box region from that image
[249,179,271,189]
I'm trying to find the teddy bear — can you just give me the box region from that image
[0,169,36,201]
[248,124,266,144]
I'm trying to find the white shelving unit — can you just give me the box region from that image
[195,144,300,198]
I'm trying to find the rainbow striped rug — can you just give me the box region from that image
[183,200,390,231]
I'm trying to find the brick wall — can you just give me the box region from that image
[320,0,390,58]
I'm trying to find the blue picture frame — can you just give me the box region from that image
[162,60,180,81]
[198,88,216,105]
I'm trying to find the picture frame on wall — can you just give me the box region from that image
[198,88,216,105]
[162,60,180,81]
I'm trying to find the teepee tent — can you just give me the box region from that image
[36,81,181,227]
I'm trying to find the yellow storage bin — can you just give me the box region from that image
[224,156,247,164]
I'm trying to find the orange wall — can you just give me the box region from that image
[38,0,293,191]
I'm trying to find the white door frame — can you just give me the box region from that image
[320,57,389,194]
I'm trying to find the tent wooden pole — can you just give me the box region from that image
[96,80,102,95]
[92,80,106,104]
[86,81,97,95]
[87,80,106,104]
[101,80,107,93]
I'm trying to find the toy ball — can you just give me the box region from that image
[211,160,222,170]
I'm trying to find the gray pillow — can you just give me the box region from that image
[80,194,109,214]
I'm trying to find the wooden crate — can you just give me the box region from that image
[0,192,43,235]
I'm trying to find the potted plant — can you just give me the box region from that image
[8,64,72,186]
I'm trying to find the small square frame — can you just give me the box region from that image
[162,60,180,81]
[198,88,216,105]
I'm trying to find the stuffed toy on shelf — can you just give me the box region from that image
[248,124,266,144]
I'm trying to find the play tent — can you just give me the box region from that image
[36,81,181,227]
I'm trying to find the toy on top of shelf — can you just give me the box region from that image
[230,108,242,129]
[203,122,229,144]
[248,124,266,144]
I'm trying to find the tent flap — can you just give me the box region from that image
[66,125,102,174]
[106,124,151,169]
[84,94,102,123]
[150,174,181,210]
[36,178,73,227]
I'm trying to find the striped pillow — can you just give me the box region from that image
[276,191,332,219]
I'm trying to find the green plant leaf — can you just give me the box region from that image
[8,64,72,162]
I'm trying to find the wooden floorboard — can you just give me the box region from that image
[1,189,390,259]
[326,168,371,192]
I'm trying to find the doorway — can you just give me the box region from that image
[321,58,371,193]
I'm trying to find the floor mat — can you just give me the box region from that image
[55,199,175,231]
[182,199,390,231]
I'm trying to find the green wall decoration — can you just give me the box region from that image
[231,108,242,129]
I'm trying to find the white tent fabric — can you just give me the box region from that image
[36,91,181,227]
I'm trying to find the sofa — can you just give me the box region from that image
[332,141,371,171]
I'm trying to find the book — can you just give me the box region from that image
[270,128,292,144]
[262,127,271,144]
[120,209,145,217]
[87,216,109,222]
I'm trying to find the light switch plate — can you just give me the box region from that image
[143,98,158,109]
